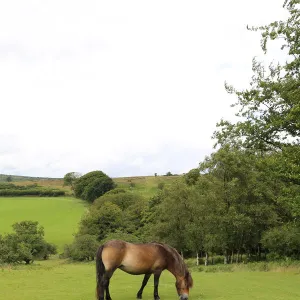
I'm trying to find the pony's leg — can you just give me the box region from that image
[136,274,151,299]
[153,271,162,300]
[104,270,115,300]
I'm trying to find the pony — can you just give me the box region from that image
[95,240,193,300]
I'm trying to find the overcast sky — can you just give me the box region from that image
[0,0,289,178]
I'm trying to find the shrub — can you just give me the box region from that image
[0,221,57,264]
[74,170,116,202]
[62,234,100,261]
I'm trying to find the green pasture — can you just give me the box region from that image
[1,260,299,300]
[0,197,87,251]
[114,175,180,197]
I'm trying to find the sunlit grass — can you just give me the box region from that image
[0,259,299,300]
[0,197,87,252]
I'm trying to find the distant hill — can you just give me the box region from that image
[0,173,182,198]
[0,174,61,182]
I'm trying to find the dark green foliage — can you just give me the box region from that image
[141,144,300,261]
[101,230,140,244]
[65,191,146,260]
[0,183,65,197]
[63,172,81,190]
[74,170,116,202]
[0,221,57,264]
[262,223,300,259]
[6,175,12,182]
[62,234,100,261]
[184,168,200,185]
[78,202,123,240]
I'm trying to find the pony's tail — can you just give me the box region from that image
[96,245,105,299]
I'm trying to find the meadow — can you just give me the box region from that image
[1,259,299,300]
[1,176,300,300]
[0,196,87,251]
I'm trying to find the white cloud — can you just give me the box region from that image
[0,0,289,177]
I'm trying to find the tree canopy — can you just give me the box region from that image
[214,0,299,151]
[74,170,116,202]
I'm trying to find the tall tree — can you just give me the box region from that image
[214,0,299,151]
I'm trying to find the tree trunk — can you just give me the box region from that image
[236,250,239,263]
[224,251,228,264]
[230,250,234,264]
[196,252,199,266]
[205,252,208,266]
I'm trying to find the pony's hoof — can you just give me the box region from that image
[137,294,142,299]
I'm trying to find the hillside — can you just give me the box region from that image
[0,174,61,182]
[2,174,182,198]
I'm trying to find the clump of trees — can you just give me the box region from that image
[144,147,300,262]
[0,221,57,264]
[66,170,116,203]
[63,190,146,260]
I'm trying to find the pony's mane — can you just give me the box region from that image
[150,242,187,274]
[150,241,193,288]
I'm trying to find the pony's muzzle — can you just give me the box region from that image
[179,293,188,300]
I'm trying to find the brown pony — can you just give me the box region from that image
[96,240,193,300]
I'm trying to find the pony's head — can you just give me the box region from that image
[175,271,193,300]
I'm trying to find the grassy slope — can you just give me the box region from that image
[1,260,299,300]
[0,197,87,252]
[113,175,180,197]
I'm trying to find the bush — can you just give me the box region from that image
[184,168,200,185]
[261,223,300,259]
[0,221,57,264]
[74,170,116,202]
[62,234,100,261]
[78,202,123,240]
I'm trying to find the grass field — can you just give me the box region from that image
[0,197,87,251]
[1,260,299,300]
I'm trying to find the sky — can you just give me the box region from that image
[0,0,289,178]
